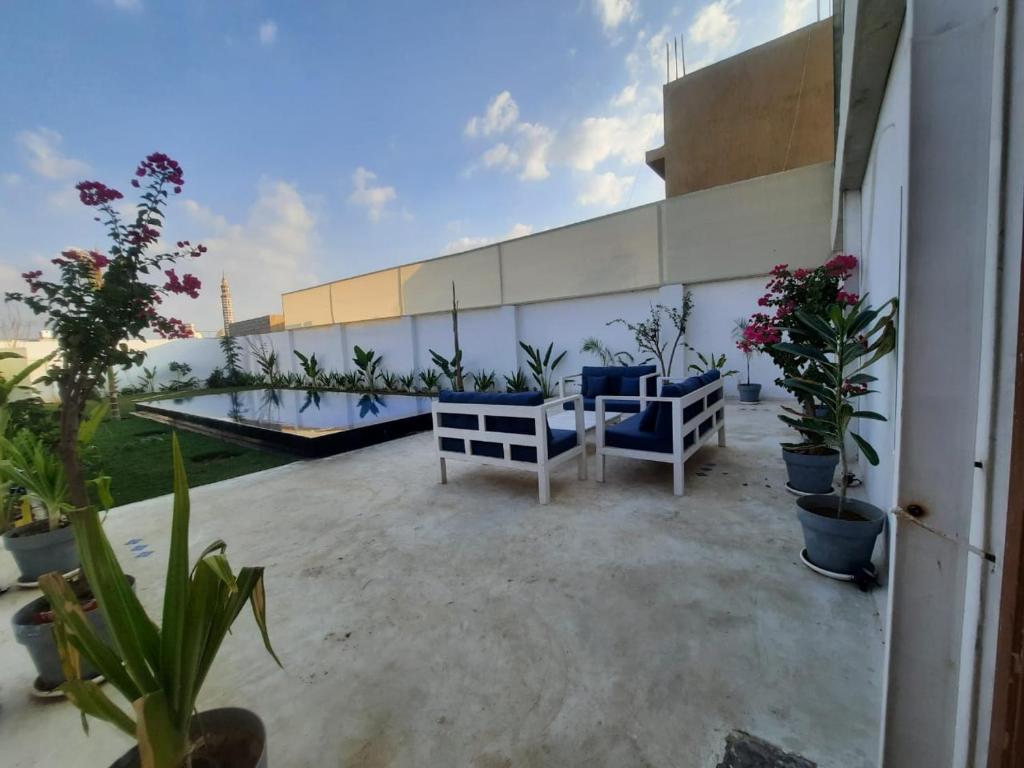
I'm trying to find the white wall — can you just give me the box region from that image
[685,276,791,399]
[851,22,910,513]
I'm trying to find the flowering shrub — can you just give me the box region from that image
[740,254,858,413]
[6,153,205,506]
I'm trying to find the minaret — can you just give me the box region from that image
[220,273,234,336]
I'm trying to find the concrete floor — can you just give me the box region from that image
[0,402,884,768]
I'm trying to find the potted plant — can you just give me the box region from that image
[741,255,860,492]
[773,295,897,575]
[39,434,280,767]
[687,351,738,379]
[0,404,108,583]
[732,318,761,403]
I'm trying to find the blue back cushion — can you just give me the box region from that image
[438,390,542,435]
[582,375,609,398]
[581,365,655,399]
[699,369,721,384]
[619,376,640,396]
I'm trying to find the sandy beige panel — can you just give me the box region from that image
[399,247,502,315]
[661,163,833,284]
[330,269,402,323]
[500,206,660,304]
[282,285,334,328]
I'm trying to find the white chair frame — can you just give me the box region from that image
[557,371,660,410]
[594,378,726,496]
[431,394,587,504]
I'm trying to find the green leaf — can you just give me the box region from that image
[160,433,191,717]
[773,342,828,363]
[62,679,136,738]
[134,691,187,768]
[850,432,880,466]
[852,410,887,421]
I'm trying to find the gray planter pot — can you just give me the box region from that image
[797,495,885,575]
[3,522,79,583]
[737,383,761,403]
[11,576,133,692]
[110,708,268,768]
[782,447,839,493]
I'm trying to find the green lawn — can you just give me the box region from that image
[92,414,294,507]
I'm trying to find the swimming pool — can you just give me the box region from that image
[135,389,434,457]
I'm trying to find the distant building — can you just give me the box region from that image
[646,19,834,198]
[220,274,234,335]
[228,314,285,337]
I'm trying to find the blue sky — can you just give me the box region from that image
[0,0,824,335]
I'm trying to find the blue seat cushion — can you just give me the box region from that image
[605,413,695,454]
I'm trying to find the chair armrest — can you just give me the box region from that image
[640,371,659,403]
[558,373,583,398]
[544,393,583,410]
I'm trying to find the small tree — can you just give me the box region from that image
[6,153,205,507]
[429,282,465,391]
[608,291,693,376]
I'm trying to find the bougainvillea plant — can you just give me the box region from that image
[5,153,205,507]
[741,254,859,421]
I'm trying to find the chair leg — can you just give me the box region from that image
[538,469,551,505]
[718,424,726,447]
[577,449,587,480]
[439,457,447,484]
[673,461,684,496]
[596,452,605,483]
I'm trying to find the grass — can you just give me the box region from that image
[91,414,293,507]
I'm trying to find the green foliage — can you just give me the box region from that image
[160,362,198,393]
[470,369,497,392]
[39,433,280,766]
[429,348,464,391]
[519,342,567,398]
[772,295,898,509]
[380,370,400,391]
[687,352,738,378]
[247,338,281,385]
[504,369,531,393]
[608,292,693,376]
[397,372,417,392]
[293,350,327,389]
[419,368,443,392]
[0,351,54,406]
[352,346,383,390]
[219,335,241,373]
[579,337,641,367]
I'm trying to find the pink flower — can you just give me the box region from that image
[836,290,859,306]
[75,181,123,207]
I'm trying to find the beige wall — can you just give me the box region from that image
[659,19,834,197]
[282,284,333,328]
[280,162,833,327]
[500,206,661,305]
[331,268,401,323]
[662,162,833,283]
[400,247,502,315]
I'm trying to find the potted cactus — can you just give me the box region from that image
[38,434,280,767]
[773,295,897,576]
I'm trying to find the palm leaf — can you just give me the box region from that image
[850,431,880,466]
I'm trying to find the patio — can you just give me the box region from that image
[0,402,883,768]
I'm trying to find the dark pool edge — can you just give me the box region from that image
[134,401,433,458]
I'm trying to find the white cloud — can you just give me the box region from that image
[258,20,278,45]
[563,112,661,171]
[480,142,518,171]
[780,0,814,34]
[442,223,534,255]
[2,173,20,186]
[16,128,90,179]
[577,171,635,207]
[689,1,739,57]
[347,167,397,221]
[611,83,638,107]
[514,122,554,180]
[176,180,320,331]
[464,91,520,137]
[593,0,637,32]
[111,0,142,11]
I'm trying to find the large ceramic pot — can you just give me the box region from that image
[782,447,839,493]
[11,576,133,693]
[797,494,885,575]
[111,708,268,768]
[737,383,761,403]
[3,522,79,583]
